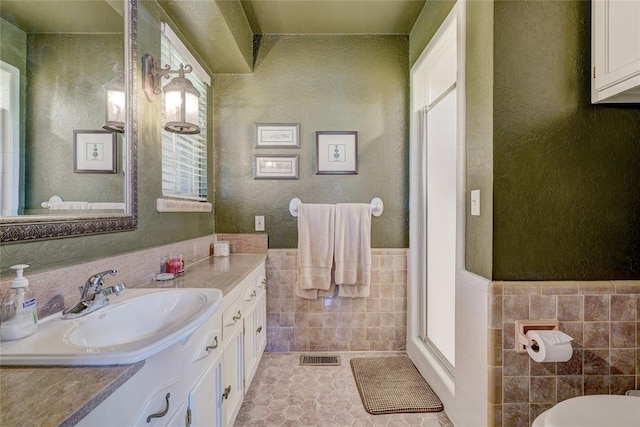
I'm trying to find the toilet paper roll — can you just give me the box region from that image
[526,330,573,363]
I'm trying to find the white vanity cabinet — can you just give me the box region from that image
[243,268,267,391]
[256,277,267,361]
[76,260,267,427]
[592,0,640,103]
[220,294,244,426]
[182,307,224,426]
[76,308,223,427]
[76,341,186,426]
[185,353,223,426]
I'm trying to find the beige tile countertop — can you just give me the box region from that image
[0,363,144,427]
[143,253,266,294]
[0,253,266,427]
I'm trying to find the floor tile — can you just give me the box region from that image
[235,352,453,427]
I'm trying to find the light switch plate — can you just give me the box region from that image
[255,215,265,231]
[471,190,480,216]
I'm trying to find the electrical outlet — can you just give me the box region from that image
[255,215,265,231]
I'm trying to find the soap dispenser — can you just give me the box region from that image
[0,264,38,341]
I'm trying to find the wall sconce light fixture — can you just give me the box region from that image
[102,64,125,133]
[142,53,201,134]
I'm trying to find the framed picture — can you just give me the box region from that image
[253,154,299,180]
[74,130,117,174]
[254,123,300,148]
[315,131,358,175]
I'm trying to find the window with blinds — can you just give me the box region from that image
[160,24,209,201]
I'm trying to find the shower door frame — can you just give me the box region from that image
[406,0,466,412]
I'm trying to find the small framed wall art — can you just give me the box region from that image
[315,131,358,175]
[73,130,117,174]
[253,154,299,180]
[254,123,300,148]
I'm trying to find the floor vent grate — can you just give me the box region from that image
[300,354,341,366]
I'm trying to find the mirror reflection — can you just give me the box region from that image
[1,0,126,217]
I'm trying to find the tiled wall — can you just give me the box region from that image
[0,234,268,319]
[265,249,408,352]
[488,281,640,426]
[0,235,218,318]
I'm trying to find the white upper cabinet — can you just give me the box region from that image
[592,0,640,103]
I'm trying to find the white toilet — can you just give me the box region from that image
[532,395,640,427]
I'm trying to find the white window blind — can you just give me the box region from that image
[161,24,209,201]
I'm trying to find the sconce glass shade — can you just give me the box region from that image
[163,69,201,134]
[103,65,125,133]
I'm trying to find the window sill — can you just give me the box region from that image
[156,198,212,213]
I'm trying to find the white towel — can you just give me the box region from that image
[296,204,336,299]
[87,202,125,210]
[334,203,372,297]
[48,201,89,210]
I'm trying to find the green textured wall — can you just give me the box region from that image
[25,34,124,210]
[214,35,409,249]
[0,0,215,274]
[0,19,26,70]
[409,0,455,68]
[493,0,640,279]
[465,0,494,279]
[410,0,495,278]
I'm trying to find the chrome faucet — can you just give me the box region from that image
[62,269,125,319]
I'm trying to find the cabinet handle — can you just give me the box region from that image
[205,336,218,351]
[260,278,267,288]
[222,385,231,400]
[233,311,241,322]
[249,290,257,299]
[146,393,170,423]
[257,326,262,333]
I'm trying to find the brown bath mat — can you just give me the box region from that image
[350,356,444,415]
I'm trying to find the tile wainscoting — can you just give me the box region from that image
[488,281,640,427]
[265,249,408,352]
[0,234,268,319]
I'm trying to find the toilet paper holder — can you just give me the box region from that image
[515,319,559,353]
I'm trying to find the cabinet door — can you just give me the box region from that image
[243,303,259,392]
[222,325,244,427]
[256,289,267,356]
[592,0,640,102]
[188,354,223,427]
[255,267,267,357]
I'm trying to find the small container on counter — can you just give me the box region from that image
[0,264,38,341]
[214,241,230,257]
[166,253,184,274]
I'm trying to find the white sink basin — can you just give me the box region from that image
[0,288,223,366]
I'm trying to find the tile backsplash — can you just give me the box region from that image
[0,234,271,319]
[265,248,407,352]
[488,281,640,427]
[0,236,222,318]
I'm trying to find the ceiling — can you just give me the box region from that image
[0,0,427,74]
[0,1,123,33]
[240,0,427,35]
[1,0,426,35]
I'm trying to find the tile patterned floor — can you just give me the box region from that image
[234,352,453,427]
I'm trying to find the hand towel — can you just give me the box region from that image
[334,203,372,297]
[296,203,335,299]
[87,202,126,210]
[48,201,89,210]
